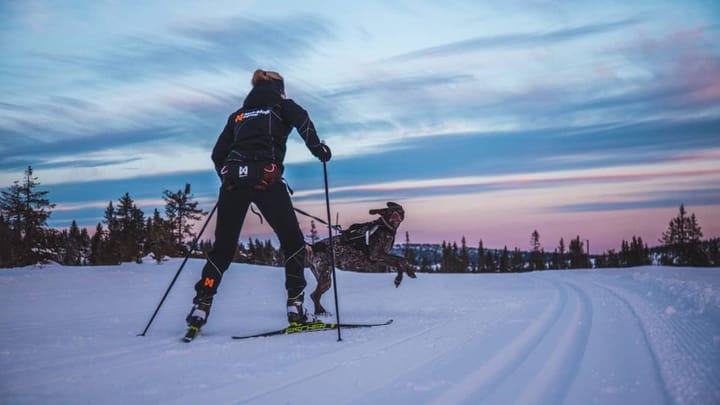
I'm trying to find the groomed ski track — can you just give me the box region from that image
[1,260,718,404]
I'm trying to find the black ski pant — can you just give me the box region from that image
[193,181,307,303]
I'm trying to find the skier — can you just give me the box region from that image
[185,69,331,338]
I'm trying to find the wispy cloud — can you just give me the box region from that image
[0,127,184,170]
[555,188,720,213]
[70,14,335,83]
[322,73,475,99]
[386,18,644,61]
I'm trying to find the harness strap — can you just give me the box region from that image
[294,207,342,231]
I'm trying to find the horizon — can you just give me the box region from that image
[2,1,719,254]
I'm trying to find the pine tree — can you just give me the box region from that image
[90,223,107,265]
[500,246,510,273]
[233,241,248,263]
[607,249,620,267]
[79,227,91,264]
[453,242,461,272]
[246,238,257,263]
[404,231,417,267]
[163,183,207,254]
[511,247,523,271]
[0,166,55,265]
[550,249,559,270]
[569,236,585,269]
[102,201,121,264]
[558,238,567,269]
[255,239,266,264]
[64,220,83,265]
[687,213,707,266]
[529,230,545,270]
[477,239,486,272]
[114,193,146,263]
[631,236,649,266]
[0,214,12,267]
[706,238,719,266]
[486,250,497,272]
[148,209,174,263]
[441,241,448,272]
[275,240,284,266]
[660,204,706,266]
[420,256,432,272]
[459,236,470,273]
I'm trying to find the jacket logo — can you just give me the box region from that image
[234,108,271,123]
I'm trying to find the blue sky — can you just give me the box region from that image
[1,0,719,253]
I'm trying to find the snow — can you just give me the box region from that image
[1,260,719,404]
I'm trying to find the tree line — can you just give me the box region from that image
[402,204,717,272]
[1,167,717,270]
[0,167,211,267]
[0,166,304,269]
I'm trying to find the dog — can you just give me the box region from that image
[307,202,416,315]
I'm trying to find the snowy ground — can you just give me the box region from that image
[1,260,719,405]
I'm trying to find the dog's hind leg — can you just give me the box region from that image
[309,260,332,316]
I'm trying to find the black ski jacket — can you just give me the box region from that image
[211,80,323,175]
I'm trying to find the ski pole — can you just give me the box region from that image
[138,202,218,336]
[323,161,342,341]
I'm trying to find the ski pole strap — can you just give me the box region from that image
[294,207,342,231]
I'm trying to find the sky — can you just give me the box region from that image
[1,0,719,253]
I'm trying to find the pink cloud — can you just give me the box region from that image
[677,53,720,104]
[643,27,720,105]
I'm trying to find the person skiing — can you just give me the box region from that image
[185,69,331,337]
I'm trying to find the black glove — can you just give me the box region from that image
[310,143,332,162]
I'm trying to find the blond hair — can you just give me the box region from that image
[251,69,283,87]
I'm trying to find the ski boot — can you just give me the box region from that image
[183,298,212,342]
[287,292,313,325]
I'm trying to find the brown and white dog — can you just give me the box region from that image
[307,202,416,315]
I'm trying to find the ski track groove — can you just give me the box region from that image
[590,279,674,405]
[419,274,594,405]
[2,336,176,376]
[2,309,153,337]
[419,275,561,404]
[1,337,184,392]
[451,278,566,402]
[513,278,593,405]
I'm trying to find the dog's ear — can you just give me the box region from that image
[370,202,403,216]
